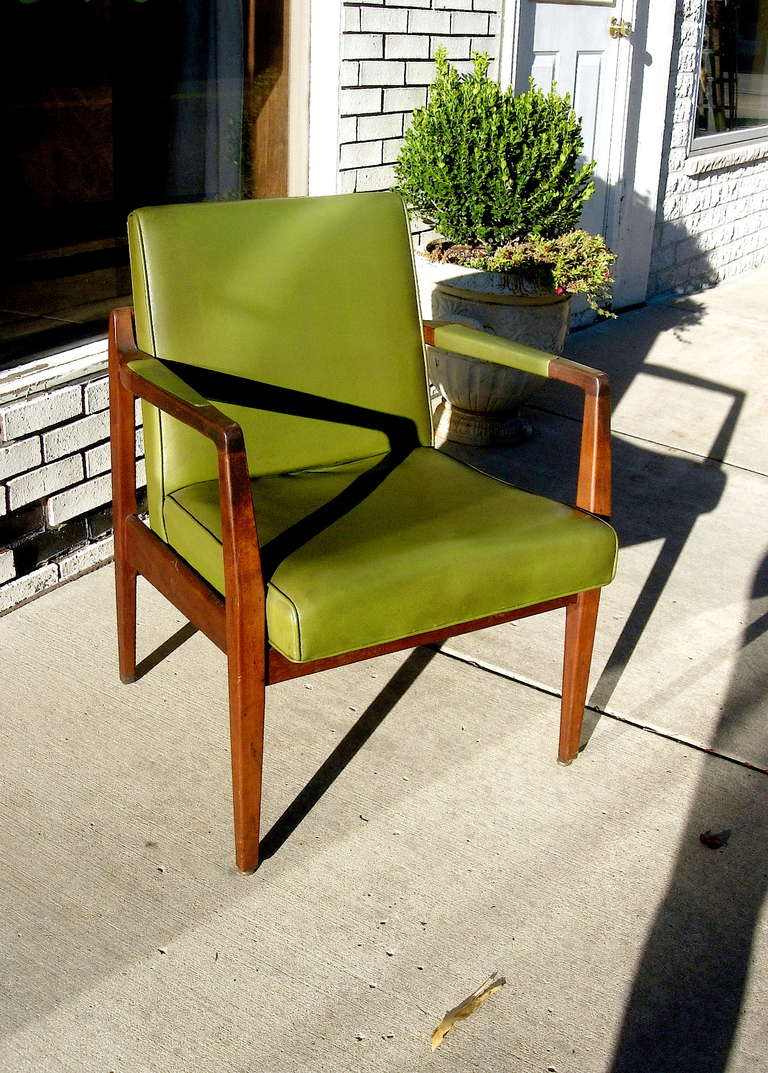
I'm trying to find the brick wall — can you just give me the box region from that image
[648,0,768,296]
[0,363,145,614]
[339,0,500,246]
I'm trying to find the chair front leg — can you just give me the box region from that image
[558,588,601,764]
[226,604,266,872]
[217,426,266,872]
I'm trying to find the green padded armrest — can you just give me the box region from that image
[425,320,553,378]
[127,357,212,409]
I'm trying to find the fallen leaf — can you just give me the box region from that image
[430,970,506,1051]
[700,829,731,848]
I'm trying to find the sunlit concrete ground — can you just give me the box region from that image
[1,267,767,1073]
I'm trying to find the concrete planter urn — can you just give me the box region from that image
[417,258,571,446]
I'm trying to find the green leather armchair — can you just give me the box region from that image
[109,191,616,871]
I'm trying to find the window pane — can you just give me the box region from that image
[0,0,289,370]
[696,0,768,137]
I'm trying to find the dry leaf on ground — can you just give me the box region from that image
[700,829,731,848]
[430,970,506,1051]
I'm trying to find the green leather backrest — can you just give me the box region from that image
[128,192,432,539]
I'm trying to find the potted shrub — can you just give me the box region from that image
[394,48,615,445]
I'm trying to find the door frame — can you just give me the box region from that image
[499,0,676,307]
[306,0,343,195]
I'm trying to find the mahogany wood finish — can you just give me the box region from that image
[125,515,227,653]
[559,588,602,764]
[549,357,612,518]
[108,312,139,685]
[110,308,613,870]
[267,595,575,685]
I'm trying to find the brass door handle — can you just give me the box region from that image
[608,17,633,38]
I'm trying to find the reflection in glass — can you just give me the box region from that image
[0,0,286,370]
[696,0,768,137]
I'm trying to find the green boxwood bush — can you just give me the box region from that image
[394,49,596,247]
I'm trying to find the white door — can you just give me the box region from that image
[500,0,675,307]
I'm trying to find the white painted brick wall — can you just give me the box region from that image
[58,534,114,582]
[0,435,42,481]
[385,34,431,59]
[42,410,110,462]
[84,441,112,478]
[340,87,382,115]
[84,375,109,414]
[357,112,403,140]
[340,141,383,169]
[0,384,82,442]
[0,564,59,615]
[648,0,768,296]
[339,0,500,212]
[360,9,408,33]
[7,455,83,511]
[383,86,427,111]
[45,472,112,526]
[0,368,146,614]
[409,10,450,33]
[0,548,14,585]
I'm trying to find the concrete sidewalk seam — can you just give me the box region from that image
[531,403,768,478]
[434,643,768,777]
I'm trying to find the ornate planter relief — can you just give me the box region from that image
[418,259,571,447]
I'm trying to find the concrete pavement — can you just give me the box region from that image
[1,268,767,1073]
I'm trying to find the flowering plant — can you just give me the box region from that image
[425,230,616,316]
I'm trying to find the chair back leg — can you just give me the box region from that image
[558,588,601,764]
[115,564,138,684]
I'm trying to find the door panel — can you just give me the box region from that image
[531,52,558,87]
[574,51,603,161]
[516,3,624,239]
[504,0,675,308]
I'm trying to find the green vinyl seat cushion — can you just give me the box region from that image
[163,446,617,663]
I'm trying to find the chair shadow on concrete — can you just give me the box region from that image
[259,646,438,860]
[455,339,764,1073]
[608,549,768,1073]
[448,301,742,726]
[587,360,743,713]
[134,621,199,681]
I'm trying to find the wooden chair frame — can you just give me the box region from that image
[109,307,612,871]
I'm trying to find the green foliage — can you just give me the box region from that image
[394,49,596,247]
[443,230,616,315]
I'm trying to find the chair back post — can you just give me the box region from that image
[109,307,140,682]
[108,308,140,522]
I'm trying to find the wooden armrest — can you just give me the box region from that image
[108,307,263,610]
[423,319,612,518]
[110,307,242,452]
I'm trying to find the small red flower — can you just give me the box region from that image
[555,286,565,294]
